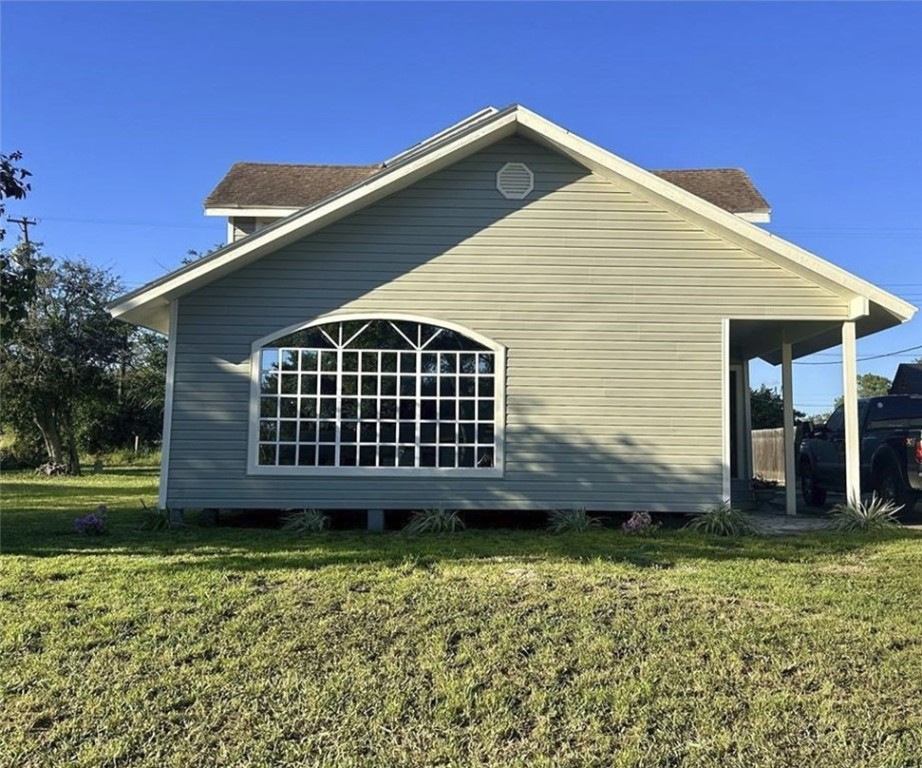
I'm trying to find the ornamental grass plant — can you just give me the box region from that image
[830,495,902,533]
[547,507,602,534]
[402,508,465,535]
[685,502,755,536]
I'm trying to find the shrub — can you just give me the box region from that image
[685,502,754,536]
[547,507,602,534]
[282,508,330,533]
[621,510,659,536]
[402,508,465,535]
[74,505,108,535]
[830,495,902,533]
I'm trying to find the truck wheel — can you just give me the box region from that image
[801,461,827,507]
[875,463,917,512]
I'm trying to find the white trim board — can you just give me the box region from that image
[158,300,179,511]
[206,207,301,218]
[110,105,916,337]
[721,319,731,505]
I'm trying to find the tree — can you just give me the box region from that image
[750,384,805,429]
[76,328,167,454]
[832,373,891,409]
[0,256,125,473]
[0,151,36,328]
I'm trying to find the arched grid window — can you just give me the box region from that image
[249,317,504,475]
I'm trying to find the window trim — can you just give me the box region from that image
[246,312,506,477]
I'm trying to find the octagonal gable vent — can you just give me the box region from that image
[496,162,534,200]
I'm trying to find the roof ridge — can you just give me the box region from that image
[653,167,749,173]
[229,161,382,170]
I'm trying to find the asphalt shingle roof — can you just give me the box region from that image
[204,162,770,215]
[204,163,381,209]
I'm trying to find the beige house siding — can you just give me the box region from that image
[167,137,849,511]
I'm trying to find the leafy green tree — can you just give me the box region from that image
[833,373,891,409]
[0,256,125,473]
[0,151,36,328]
[76,328,167,455]
[750,384,805,429]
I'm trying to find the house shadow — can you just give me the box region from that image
[5,453,918,573]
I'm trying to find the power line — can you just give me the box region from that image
[36,215,213,231]
[795,343,922,365]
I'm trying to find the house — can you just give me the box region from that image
[890,363,922,395]
[109,105,916,522]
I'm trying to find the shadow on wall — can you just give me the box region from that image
[185,137,585,350]
[171,142,721,512]
[168,386,724,514]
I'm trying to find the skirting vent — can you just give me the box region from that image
[496,162,534,200]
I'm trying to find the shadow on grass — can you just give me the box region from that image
[5,522,919,575]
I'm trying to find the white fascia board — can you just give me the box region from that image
[110,110,520,329]
[735,211,771,223]
[205,207,301,218]
[848,295,870,319]
[514,108,916,325]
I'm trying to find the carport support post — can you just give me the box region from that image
[842,321,860,505]
[782,341,797,516]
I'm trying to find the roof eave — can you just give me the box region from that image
[204,206,302,217]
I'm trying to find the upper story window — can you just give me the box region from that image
[250,317,504,476]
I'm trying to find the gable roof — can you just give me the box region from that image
[652,169,769,216]
[204,163,381,210]
[110,104,916,350]
[205,162,770,217]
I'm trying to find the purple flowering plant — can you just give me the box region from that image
[621,510,659,536]
[73,504,108,535]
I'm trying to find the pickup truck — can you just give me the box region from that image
[799,394,922,510]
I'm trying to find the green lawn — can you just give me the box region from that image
[2,470,922,767]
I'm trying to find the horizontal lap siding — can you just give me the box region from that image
[168,137,848,512]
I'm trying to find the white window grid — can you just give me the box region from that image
[256,320,497,470]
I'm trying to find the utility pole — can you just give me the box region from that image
[8,216,37,244]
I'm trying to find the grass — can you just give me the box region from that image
[2,470,922,767]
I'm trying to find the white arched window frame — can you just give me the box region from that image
[247,313,506,477]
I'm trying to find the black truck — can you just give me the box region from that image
[799,394,922,510]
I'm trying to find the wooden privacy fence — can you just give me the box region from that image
[751,426,807,483]
[752,427,785,482]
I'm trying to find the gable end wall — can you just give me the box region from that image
[167,137,849,512]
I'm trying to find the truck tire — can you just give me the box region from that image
[875,462,918,512]
[801,459,827,507]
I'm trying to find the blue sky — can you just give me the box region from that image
[2,1,920,414]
